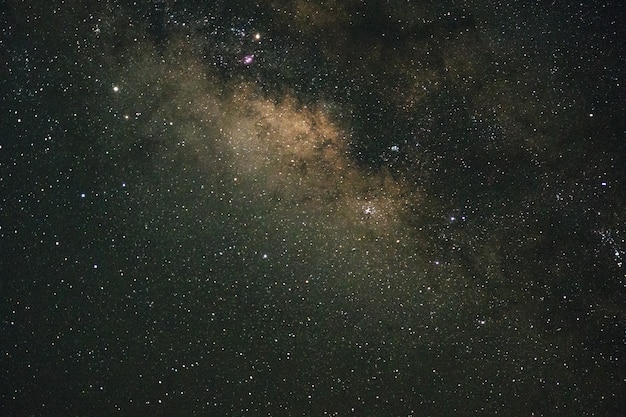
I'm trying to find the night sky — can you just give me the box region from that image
[1,1,625,416]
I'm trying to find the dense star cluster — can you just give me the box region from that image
[1,1,625,416]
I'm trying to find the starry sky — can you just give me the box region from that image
[1,1,625,416]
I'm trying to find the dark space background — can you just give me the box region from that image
[1,1,625,416]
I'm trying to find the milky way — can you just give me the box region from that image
[1,1,624,416]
